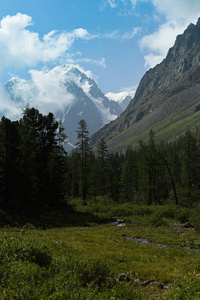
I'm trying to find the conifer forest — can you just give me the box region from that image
[1,106,200,213]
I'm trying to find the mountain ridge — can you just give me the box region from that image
[90,18,200,152]
[4,64,124,149]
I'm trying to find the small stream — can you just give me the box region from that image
[112,219,126,227]
[125,236,200,252]
[113,219,200,253]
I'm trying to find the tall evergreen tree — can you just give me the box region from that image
[159,145,179,205]
[181,130,200,201]
[108,152,123,201]
[69,149,81,198]
[76,119,91,204]
[139,130,161,205]
[19,107,68,208]
[97,138,109,196]
[121,145,138,202]
[0,117,20,208]
[19,107,42,206]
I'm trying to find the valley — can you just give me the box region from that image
[1,11,200,300]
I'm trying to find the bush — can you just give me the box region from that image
[16,243,52,267]
[160,206,175,219]
[133,205,154,216]
[110,206,133,217]
[167,275,200,299]
[67,256,111,286]
[146,212,168,227]
[175,208,190,223]
[189,209,200,230]
[0,226,52,268]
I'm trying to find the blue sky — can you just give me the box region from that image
[0,0,200,94]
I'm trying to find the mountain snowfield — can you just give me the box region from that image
[106,91,135,110]
[3,64,132,149]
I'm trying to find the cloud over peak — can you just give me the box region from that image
[139,0,200,69]
[0,13,94,72]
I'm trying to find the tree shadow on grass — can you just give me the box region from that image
[0,204,113,228]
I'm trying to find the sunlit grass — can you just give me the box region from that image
[111,108,200,150]
[1,201,200,299]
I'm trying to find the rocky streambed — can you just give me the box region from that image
[124,236,200,252]
[113,219,200,252]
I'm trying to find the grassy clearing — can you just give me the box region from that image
[1,201,200,299]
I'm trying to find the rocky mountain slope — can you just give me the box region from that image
[90,18,200,152]
[4,65,123,149]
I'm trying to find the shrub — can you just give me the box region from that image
[133,205,154,216]
[110,206,133,217]
[160,206,175,219]
[189,210,200,230]
[175,208,190,223]
[0,226,52,268]
[167,275,200,299]
[69,257,111,286]
[147,212,168,227]
[16,242,52,267]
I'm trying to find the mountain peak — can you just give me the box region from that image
[90,18,200,152]
[51,64,90,79]
[4,64,124,150]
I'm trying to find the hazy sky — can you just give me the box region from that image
[0,0,200,94]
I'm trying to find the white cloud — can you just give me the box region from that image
[101,30,119,39]
[0,84,22,120]
[100,0,117,10]
[0,13,95,72]
[27,69,75,115]
[3,68,75,119]
[2,64,101,120]
[140,0,200,69]
[100,0,139,14]
[140,21,185,68]
[100,28,140,41]
[122,27,141,39]
[108,0,118,8]
[143,53,163,69]
[152,0,200,22]
[74,57,107,68]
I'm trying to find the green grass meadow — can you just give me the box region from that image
[1,200,200,299]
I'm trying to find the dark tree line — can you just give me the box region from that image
[1,107,200,214]
[68,126,200,207]
[0,107,67,211]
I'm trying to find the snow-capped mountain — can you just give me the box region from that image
[106,91,135,110]
[4,64,123,149]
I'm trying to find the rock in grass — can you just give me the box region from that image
[117,273,133,282]
[147,281,165,289]
[140,279,155,287]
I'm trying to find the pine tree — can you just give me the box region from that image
[139,130,161,205]
[69,149,81,197]
[97,138,109,196]
[108,152,123,201]
[0,117,20,208]
[159,143,179,205]
[19,107,42,206]
[76,119,91,204]
[181,130,200,201]
[121,145,138,202]
[19,107,68,208]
